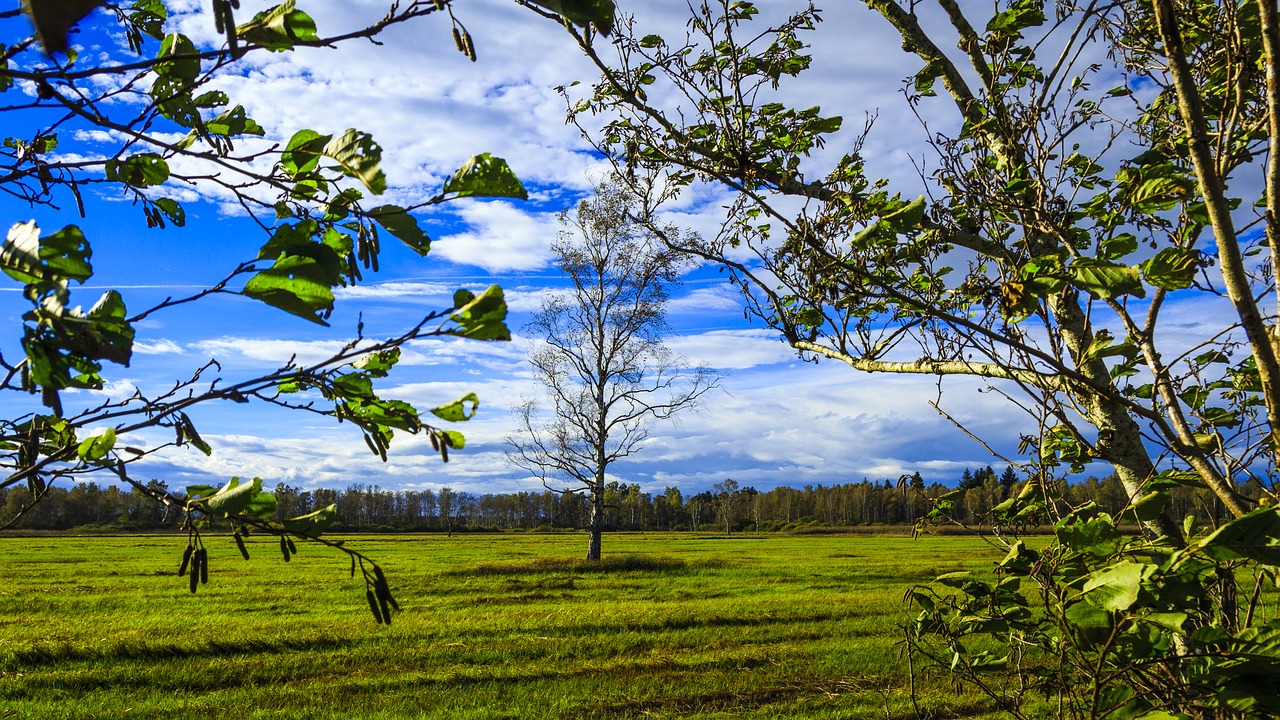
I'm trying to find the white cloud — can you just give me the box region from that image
[133,339,186,355]
[665,329,795,370]
[434,202,560,271]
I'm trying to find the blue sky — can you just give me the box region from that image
[4,0,1194,497]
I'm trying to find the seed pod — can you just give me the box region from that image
[189,552,200,594]
[178,545,194,576]
[198,548,208,585]
[378,593,392,625]
[451,27,464,53]
[366,589,383,624]
[286,537,297,555]
[279,535,291,562]
[429,432,440,451]
[371,566,400,610]
[234,532,250,561]
[440,441,449,463]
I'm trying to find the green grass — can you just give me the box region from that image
[0,532,1015,719]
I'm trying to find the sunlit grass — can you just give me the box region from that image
[0,532,1017,718]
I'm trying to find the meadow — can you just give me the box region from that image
[0,532,1020,719]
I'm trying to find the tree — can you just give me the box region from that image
[505,179,717,560]
[0,0,617,621]
[713,477,739,534]
[550,0,1280,714]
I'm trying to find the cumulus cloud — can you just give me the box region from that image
[434,201,561,271]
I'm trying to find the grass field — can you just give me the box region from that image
[0,532,1017,719]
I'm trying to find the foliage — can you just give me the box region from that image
[0,0,553,618]
[505,179,717,560]
[551,0,1280,715]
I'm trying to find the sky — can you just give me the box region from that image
[0,0,1216,497]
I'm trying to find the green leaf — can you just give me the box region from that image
[185,484,218,499]
[449,285,510,340]
[283,503,337,536]
[83,290,135,365]
[205,105,265,138]
[880,195,926,234]
[1082,561,1152,612]
[368,205,430,256]
[243,255,336,325]
[3,222,95,287]
[440,430,465,449]
[281,130,331,178]
[155,33,199,80]
[200,476,262,517]
[525,0,615,35]
[1142,248,1200,291]
[443,153,528,200]
[430,392,480,422]
[323,129,386,195]
[76,427,116,462]
[1064,600,1113,644]
[105,154,170,188]
[237,0,318,51]
[1192,507,1280,565]
[353,348,401,377]
[1070,259,1146,300]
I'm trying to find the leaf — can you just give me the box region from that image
[880,195,926,234]
[1082,561,1152,612]
[3,222,94,287]
[83,290,134,365]
[2,220,46,285]
[281,129,331,178]
[76,427,116,462]
[105,153,170,188]
[283,503,337,536]
[243,255,336,325]
[430,392,480,422]
[1192,507,1280,565]
[185,484,218,499]
[450,285,510,340]
[236,0,318,51]
[443,153,528,200]
[200,476,262,517]
[204,105,265,138]
[525,0,616,35]
[1070,259,1146,300]
[368,205,430,255]
[1142,248,1200,291]
[323,129,386,195]
[439,430,465,449]
[353,348,400,377]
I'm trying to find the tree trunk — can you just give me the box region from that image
[587,481,604,561]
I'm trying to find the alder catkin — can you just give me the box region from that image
[378,594,392,625]
[178,545,193,576]
[286,537,297,555]
[198,548,208,585]
[366,590,383,624]
[234,532,249,561]
[189,553,200,594]
[279,535,291,562]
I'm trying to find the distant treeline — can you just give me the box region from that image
[0,465,1259,533]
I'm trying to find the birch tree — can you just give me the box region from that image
[506,180,716,560]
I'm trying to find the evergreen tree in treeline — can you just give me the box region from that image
[1,467,1259,533]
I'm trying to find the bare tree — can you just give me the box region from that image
[506,179,717,560]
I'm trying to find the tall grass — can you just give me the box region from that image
[0,532,1016,719]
